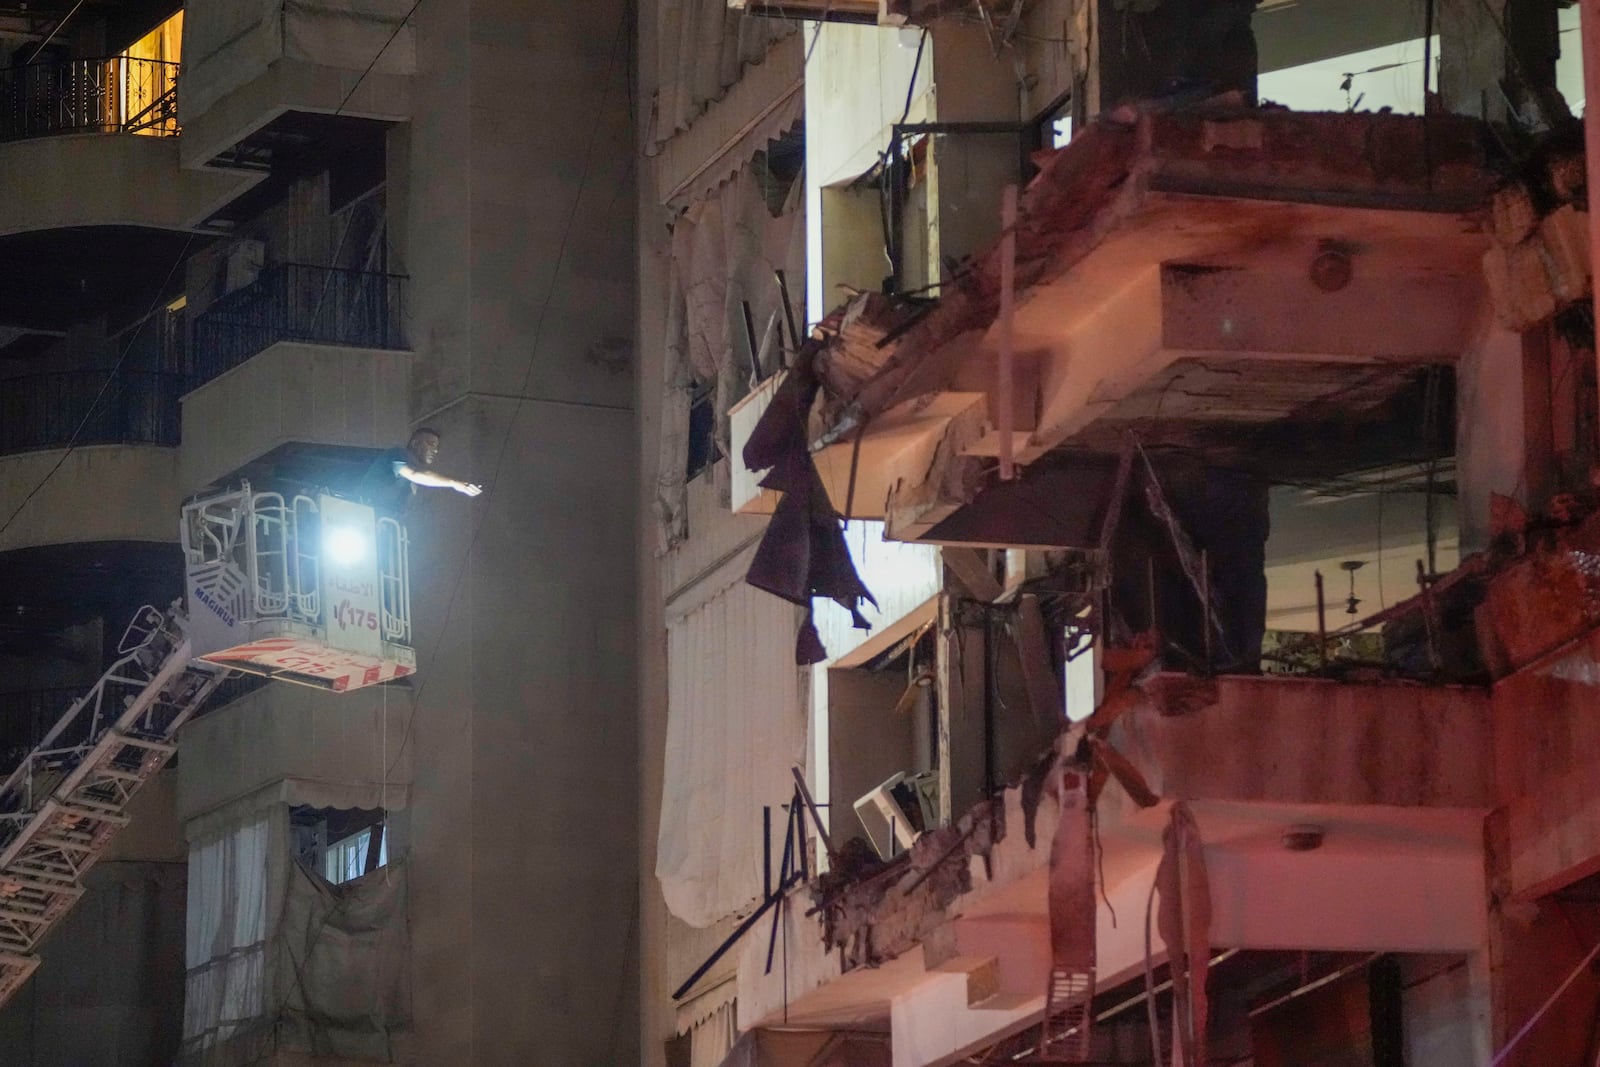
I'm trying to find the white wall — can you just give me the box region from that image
[804,23,933,322]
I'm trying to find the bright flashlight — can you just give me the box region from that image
[325,525,369,566]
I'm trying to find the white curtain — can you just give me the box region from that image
[657,564,807,927]
[690,1000,738,1067]
[181,809,283,1054]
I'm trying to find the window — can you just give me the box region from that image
[325,826,388,885]
[120,11,182,135]
[686,381,720,481]
[290,806,390,885]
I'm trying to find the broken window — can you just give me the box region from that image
[658,150,805,546]
[685,379,720,482]
[290,805,391,886]
[826,629,939,861]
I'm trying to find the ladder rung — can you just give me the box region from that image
[0,929,34,951]
[6,863,75,886]
[11,847,77,867]
[56,802,129,825]
[26,839,94,861]
[103,735,175,756]
[87,767,146,783]
[0,906,51,927]
[0,875,80,898]
[33,832,95,852]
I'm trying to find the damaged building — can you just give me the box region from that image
[638,1,1600,1065]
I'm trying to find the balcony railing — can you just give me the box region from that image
[0,688,80,770]
[0,56,179,142]
[191,264,409,386]
[0,370,187,457]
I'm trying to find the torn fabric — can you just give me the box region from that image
[658,162,804,550]
[1155,802,1211,1067]
[1047,770,1096,974]
[743,349,877,664]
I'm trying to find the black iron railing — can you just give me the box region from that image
[0,56,179,142]
[0,370,187,456]
[0,688,80,769]
[191,263,409,385]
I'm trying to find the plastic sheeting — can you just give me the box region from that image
[180,0,417,122]
[275,856,409,1059]
[178,803,408,1066]
[656,558,807,927]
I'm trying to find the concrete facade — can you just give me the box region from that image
[637,2,1600,1066]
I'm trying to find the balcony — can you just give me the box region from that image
[734,108,1497,544]
[0,370,185,456]
[0,688,79,770]
[192,264,407,385]
[0,52,255,238]
[0,371,186,553]
[179,0,414,167]
[0,56,178,142]
[181,265,412,492]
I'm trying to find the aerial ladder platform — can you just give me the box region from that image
[0,484,414,1005]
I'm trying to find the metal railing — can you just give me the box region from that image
[0,370,187,456]
[0,688,81,771]
[191,264,409,386]
[182,485,414,648]
[0,56,179,142]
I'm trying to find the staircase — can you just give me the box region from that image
[0,605,226,1006]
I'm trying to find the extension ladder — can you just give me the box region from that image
[0,605,227,1006]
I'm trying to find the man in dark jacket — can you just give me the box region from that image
[356,428,482,512]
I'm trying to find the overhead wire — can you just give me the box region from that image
[382,4,631,780]
[0,232,196,541]
[24,0,88,63]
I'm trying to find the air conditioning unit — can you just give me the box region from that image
[853,770,939,860]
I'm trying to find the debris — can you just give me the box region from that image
[944,547,1004,603]
[1155,802,1211,1067]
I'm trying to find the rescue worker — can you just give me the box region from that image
[357,427,482,511]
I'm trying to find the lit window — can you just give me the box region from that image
[324,826,388,885]
[120,11,183,135]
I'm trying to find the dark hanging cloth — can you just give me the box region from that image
[744,348,877,664]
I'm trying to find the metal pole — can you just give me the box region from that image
[1315,571,1328,670]
[1583,0,1600,444]
[998,184,1019,481]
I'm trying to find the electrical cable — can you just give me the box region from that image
[24,0,87,64]
[382,6,630,781]
[310,0,423,329]
[0,232,195,541]
[1490,934,1600,1066]
[335,0,424,116]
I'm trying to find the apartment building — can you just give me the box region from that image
[0,0,636,1063]
[638,2,1600,1065]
